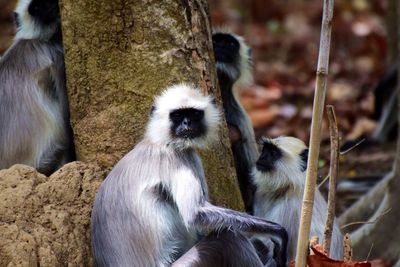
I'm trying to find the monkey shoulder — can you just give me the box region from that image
[103,142,202,194]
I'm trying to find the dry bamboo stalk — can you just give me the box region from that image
[295,0,335,266]
[310,236,319,247]
[323,105,339,256]
[343,233,353,263]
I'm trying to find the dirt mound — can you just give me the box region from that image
[0,162,105,267]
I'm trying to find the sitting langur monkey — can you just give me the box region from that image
[0,0,75,175]
[252,137,343,260]
[91,84,288,267]
[212,31,259,213]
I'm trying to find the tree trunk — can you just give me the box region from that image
[338,172,389,231]
[350,1,400,263]
[60,0,243,210]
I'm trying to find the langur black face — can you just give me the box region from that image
[169,108,207,139]
[28,0,60,25]
[256,140,283,172]
[256,139,309,173]
[212,33,240,69]
[14,0,62,41]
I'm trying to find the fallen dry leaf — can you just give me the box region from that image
[289,245,372,267]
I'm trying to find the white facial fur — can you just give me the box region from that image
[145,84,221,150]
[252,136,308,195]
[14,0,59,40]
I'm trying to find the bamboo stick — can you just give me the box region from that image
[343,233,353,263]
[294,0,335,266]
[323,105,339,256]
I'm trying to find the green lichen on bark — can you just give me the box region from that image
[60,0,243,210]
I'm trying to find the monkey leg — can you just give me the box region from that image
[172,230,278,267]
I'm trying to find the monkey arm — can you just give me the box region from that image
[195,202,287,236]
[169,169,287,241]
[193,202,288,266]
[168,164,287,265]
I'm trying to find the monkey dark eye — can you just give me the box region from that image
[170,111,183,122]
[192,110,204,121]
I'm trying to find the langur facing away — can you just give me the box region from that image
[213,30,259,213]
[91,84,288,267]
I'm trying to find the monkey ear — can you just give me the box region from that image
[247,48,253,66]
[300,149,309,172]
[150,105,156,116]
[247,48,252,58]
[13,12,21,29]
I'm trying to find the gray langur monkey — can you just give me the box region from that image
[91,84,288,267]
[252,137,343,260]
[0,0,75,175]
[212,30,259,213]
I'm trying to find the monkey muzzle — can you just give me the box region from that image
[255,157,275,172]
[176,126,199,139]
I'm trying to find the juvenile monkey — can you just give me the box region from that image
[0,0,75,175]
[252,137,343,260]
[91,84,288,267]
[212,31,259,212]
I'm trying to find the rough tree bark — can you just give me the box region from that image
[349,1,400,263]
[60,0,243,210]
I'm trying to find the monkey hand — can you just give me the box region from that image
[228,124,242,145]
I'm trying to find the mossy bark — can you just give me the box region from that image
[60,0,243,210]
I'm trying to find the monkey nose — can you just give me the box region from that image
[182,118,191,126]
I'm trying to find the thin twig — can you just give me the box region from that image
[341,208,392,229]
[366,243,374,262]
[318,139,363,189]
[340,139,365,155]
[317,174,330,189]
[343,233,352,263]
[323,105,339,256]
[295,0,335,266]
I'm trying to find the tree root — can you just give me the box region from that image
[338,171,393,232]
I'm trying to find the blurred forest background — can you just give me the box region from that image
[0,0,395,214]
